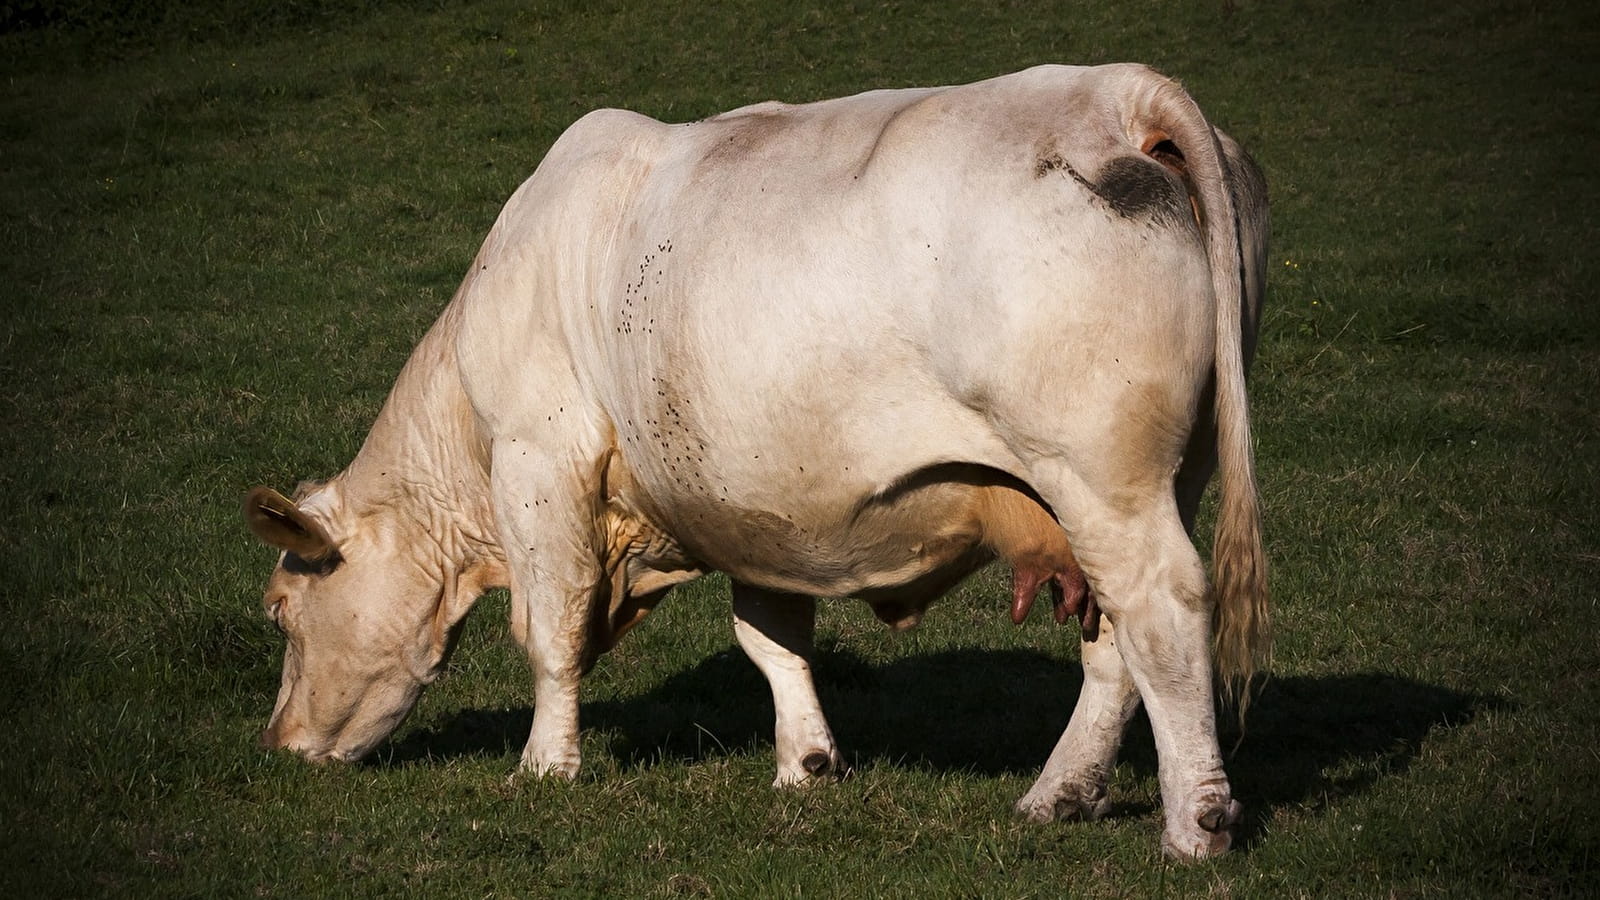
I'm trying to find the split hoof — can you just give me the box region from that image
[1014,782,1111,824]
[513,755,581,781]
[1163,799,1243,860]
[801,750,836,776]
[774,748,848,786]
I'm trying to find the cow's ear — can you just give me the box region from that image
[243,486,339,565]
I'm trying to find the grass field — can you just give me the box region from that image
[3,0,1597,895]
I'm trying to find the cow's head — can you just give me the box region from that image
[242,482,497,762]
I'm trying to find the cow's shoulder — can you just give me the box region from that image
[704,99,792,121]
[540,107,671,176]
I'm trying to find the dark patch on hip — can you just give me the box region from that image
[1038,152,1190,226]
[1095,155,1189,223]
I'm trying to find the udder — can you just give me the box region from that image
[858,473,1096,638]
[975,483,1099,640]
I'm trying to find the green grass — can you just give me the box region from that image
[3,0,1597,895]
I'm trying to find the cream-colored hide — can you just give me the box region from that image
[244,63,1269,860]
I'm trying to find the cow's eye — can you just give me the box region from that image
[283,549,341,576]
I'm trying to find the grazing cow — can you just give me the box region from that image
[243,63,1269,859]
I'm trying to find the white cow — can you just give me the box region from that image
[244,63,1270,859]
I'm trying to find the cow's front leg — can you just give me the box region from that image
[512,576,592,779]
[1015,613,1140,823]
[492,441,603,780]
[731,583,845,784]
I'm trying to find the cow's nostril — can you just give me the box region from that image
[265,595,287,631]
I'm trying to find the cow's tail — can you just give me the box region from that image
[1128,67,1271,719]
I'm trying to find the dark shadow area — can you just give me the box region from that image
[589,645,1085,777]
[1222,673,1510,849]
[382,648,1504,826]
[379,705,532,765]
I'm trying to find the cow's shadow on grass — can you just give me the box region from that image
[385,646,1502,827]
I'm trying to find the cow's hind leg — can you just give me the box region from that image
[1027,466,1241,859]
[731,583,845,785]
[1015,613,1140,823]
[1016,428,1220,826]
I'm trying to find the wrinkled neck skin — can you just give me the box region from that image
[341,299,505,589]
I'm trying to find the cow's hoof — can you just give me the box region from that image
[802,750,836,776]
[1161,799,1242,860]
[1014,781,1111,824]
[774,748,847,786]
[515,751,581,781]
